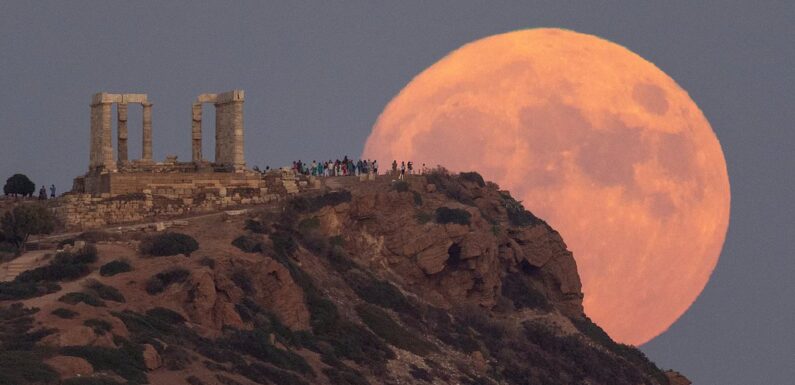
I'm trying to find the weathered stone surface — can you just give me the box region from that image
[416,241,452,275]
[44,356,94,378]
[142,344,162,370]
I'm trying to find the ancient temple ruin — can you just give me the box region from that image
[73,90,263,197]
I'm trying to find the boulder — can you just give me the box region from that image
[44,356,94,378]
[142,344,162,370]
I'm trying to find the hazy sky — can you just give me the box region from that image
[1,2,792,383]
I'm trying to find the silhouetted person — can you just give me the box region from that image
[38,186,47,200]
[50,184,56,198]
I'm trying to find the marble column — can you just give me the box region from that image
[100,102,116,171]
[117,103,128,164]
[192,103,202,162]
[142,102,153,162]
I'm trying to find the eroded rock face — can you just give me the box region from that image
[183,257,310,331]
[315,175,584,316]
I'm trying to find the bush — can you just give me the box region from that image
[434,207,471,225]
[0,303,60,384]
[100,260,132,277]
[145,268,190,295]
[61,342,147,384]
[231,270,253,294]
[0,281,60,300]
[84,319,113,335]
[59,292,106,307]
[235,363,309,385]
[232,235,262,253]
[355,303,436,356]
[15,245,98,284]
[145,307,186,324]
[501,193,543,227]
[85,280,126,303]
[270,230,297,258]
[288,190,352,213]
[344,269,418,318]
[459,171,485,187]
[412,191,423,206]
[139,232,199,257]
[425,170,475,205]
[1,204,55,248]
[244,219,269,234]
[501,272,552,312]
[51,307,78,319]
[61,378,123,385]
[226,329,314,375]
[392,181,409,192]
[3,174,35,197]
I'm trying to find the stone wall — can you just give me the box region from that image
[57,169,308,231]
[55,187,278,231]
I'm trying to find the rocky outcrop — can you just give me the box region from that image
[183,257,310,331]
[44,356,94,378]
[313,174,584,317]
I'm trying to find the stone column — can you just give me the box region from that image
[192,103,202,162]
[89,104,99,169]
[142,102,153,163]
[215,102,222,163]
[117,103,128,164]
[230,100,245,169]
[100,102,116,171]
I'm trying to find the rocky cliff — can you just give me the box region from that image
[0,171,685,385]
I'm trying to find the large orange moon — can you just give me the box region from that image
[363,28,730,345]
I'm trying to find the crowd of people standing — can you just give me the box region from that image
[291,157,378,177]
[289,157,429,180]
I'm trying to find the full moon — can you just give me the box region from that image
[363,28,730,345]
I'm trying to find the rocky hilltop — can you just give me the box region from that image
[0,171,689,385]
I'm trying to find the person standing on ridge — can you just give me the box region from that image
[50,184,56,198]
[399,161,406,180]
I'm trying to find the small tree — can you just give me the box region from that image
[1,204,55,249]
[3,174,35,197]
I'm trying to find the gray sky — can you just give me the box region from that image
[1,2,792,383]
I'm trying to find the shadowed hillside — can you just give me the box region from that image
[0,171,688,385]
